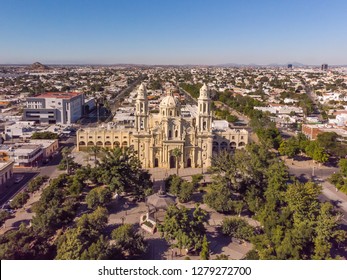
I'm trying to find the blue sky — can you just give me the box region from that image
[0,0,346,65]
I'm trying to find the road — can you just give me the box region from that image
[0,172,38,206]
[178,87,198,105]
[109,75,144,113]
[0,136,75,208]
[303,80,323,120]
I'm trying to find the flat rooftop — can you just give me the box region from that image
[0,160,14,170]
[33,92,83,99]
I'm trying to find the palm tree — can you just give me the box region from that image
[88,145,101,164]
[61,147,73,174]
[172,148,182,175]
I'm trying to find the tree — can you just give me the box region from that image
[158,205,208,252]
[226,114,239,123]
[31,131,58,139]
[221,217,255,241]
[313,202,343,260]
[111,224,147,257]
[199,235,209,260]
[286,181,321,223]
[88,146,101,164]
[338,159,347,176]
[10,192,30,209]
[31,174,78,236]
[95,147,152,199]
[166,175,194,203]
[0,210,11,227]
[178,181,194,203]
[191,174,203,189]
[56,207,110,260]
[316,132,338,154]
[172,148,182,175]
[59,147,77,173]
[203,182,234,213]
[305,141,329,163]
[166,174,182,195]
[0,223,53,260]
[85,187,112,209]
[27,176,49,193]
[215,254,229,260]
[278,138,300,158]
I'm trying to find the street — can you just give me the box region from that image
[0,136,75,208]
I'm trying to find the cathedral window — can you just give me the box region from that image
[203,121,207,130]
[175,130,178,138]
[168,130,172,139]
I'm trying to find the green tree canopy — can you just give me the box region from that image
[158,205,208,252]
[111,224,147,257]
[85,186,112,209]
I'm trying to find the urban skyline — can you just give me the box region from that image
[1,0,347,65]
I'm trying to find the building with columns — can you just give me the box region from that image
[76,83,248,169]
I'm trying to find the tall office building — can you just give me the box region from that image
[23,92,85,124]
[321,64,328,71]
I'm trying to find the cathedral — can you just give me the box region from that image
[76,83,248,169]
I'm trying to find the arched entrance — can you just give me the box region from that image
[169,156,176,168]
[187,158,191,168]
[154,158,159,168]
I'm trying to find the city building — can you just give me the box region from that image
[23,92,85,124]
[321,64,328,71]
[28,139,59,160]
[4,121,36,140]
[0,160,14,187]
[302,124,347,140]
[11,144,43,167]
[77,83,248,169]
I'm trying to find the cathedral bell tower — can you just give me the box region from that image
[196,83,212,133]
[135,83,149,132]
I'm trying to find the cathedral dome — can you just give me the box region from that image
[160,92,180,108]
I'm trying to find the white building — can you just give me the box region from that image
[0,160,14,187]
[23,92,85,124]
[11,145,43,167]
[4,121,36,140]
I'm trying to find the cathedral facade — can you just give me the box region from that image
[76,83,248,169]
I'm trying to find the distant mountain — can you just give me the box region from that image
[27,62,50,70]
[216,63,243,67]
